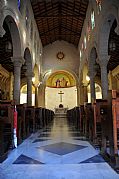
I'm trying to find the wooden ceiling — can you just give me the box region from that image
[31,0,89,47]
[0,1,119,79]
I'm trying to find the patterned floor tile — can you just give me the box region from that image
[32,139,50,143]
[37,142,87,155]
[80,155,105,163]
[13,154,44,164]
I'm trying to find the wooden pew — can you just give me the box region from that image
[25,106,35,136]
[35,107,43,129]
[67,107,80,130]
[35,107,54,130]
[108,90,119,167]
[16,104,27,144]
[93,99,109,150]
[84,103,93,140]
[0,100,14,162]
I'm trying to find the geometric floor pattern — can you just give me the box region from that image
[32,139,50,143]
[80,154,105,163]
[0,116,119,179]
[38,142,87,155]
[13,154,44,164]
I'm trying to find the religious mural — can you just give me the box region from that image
[54,75,69,88]
[46,71,76,88]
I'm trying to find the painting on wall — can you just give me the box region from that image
[46,71,76,88]
[53,75,70,88]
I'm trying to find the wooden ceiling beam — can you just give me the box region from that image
[35,14,85,19]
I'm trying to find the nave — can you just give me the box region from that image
[0,115,119,179]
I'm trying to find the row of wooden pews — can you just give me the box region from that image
[83,90,119,168]
[0,101,54,162]
[67,90,119,168]
[67,107,80,130]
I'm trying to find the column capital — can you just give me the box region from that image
[11,57,25,67]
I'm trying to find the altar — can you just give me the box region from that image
[55,104,68,117]
[55,107,68,114]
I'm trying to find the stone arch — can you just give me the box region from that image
[33,64,40,86]
[20,84,35,106]
[88,47,99,102]
[46,70,76,88]
[45,70,78,110]
[3,15,22,57]
[98,5,118,60]
[43,69,79,87]
[89,47,97,70]
[82,62,89,85]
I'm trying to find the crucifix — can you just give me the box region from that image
[58,91,64,102]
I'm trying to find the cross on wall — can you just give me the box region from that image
[58,91,64,102]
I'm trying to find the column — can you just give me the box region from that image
[100,64,108,99]
[83,84,88,103]
[79,84,84,105]
[9,72,13,100]
[12,57,24,105]
[35,86,38,107]
[76,86,80,106]
[26,72,33,106]
[38,83,45,107]
[90,75,96,103]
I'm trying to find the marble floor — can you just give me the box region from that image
[0,116,119,179]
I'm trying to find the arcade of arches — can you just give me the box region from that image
[0,0,119,178]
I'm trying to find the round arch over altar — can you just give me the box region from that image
[45,70,77,111]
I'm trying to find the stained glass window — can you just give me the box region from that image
[91,10,95,29]
[26,7,29,29]
[18,0,20,10]
[96,0,101,13]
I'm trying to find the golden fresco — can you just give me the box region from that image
[46,71,76,88]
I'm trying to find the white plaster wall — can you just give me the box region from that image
[43,40,80,76]
[45,86,77,111]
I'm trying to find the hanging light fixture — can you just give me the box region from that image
[108,19,116,52]
[109,39,116,52]
[5,40,12,53]
[5,20,12,53]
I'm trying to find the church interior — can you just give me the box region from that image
[0,0,119,178]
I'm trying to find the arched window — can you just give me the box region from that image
[96,0,101,14]
[91,10,95,29]
[25,7,29,29]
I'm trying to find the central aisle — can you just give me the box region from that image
[0,116,119,179]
